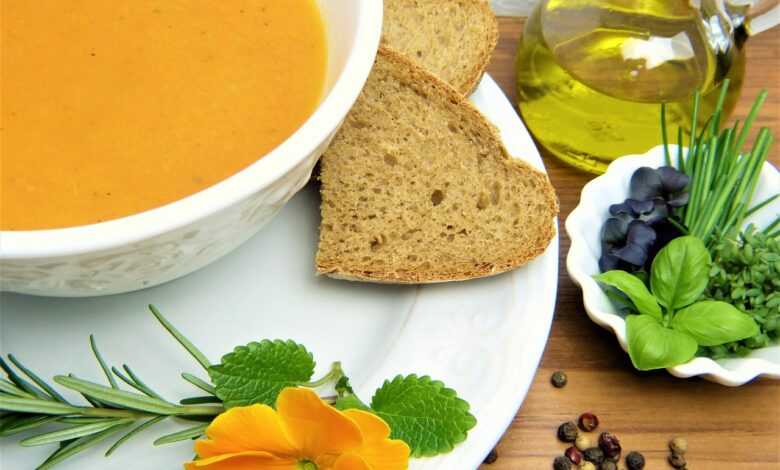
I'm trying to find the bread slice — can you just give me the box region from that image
[316,47,558,283]
[382,0,498,95]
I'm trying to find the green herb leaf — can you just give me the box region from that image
[54,376,181,416]
[209,340,315,408]
[626,315,698,371]
[334,394,371,412]
[594,271,662,320]
[671,300,760,346]
[369,375,476,457]
[0,396,79,415]
[21,418,133,447]
[153,423,208,446]
[181,373,216,395]
[149,305,212,372]
[0,415,61,437]
[36,422,130,470]
[105,416,167,456]
[651,236,711,309]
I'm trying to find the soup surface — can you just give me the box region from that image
[1,0,327,230]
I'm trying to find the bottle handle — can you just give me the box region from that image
[726,0,780,35]
[745,0,780,35]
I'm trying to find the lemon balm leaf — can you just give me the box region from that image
[209,340,315,408]
[369,375,476,457]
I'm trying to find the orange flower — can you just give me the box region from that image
[185,387,410,470]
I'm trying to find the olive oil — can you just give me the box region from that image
[516,0,745,174]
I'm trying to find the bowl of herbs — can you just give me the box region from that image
[566,82,780,386]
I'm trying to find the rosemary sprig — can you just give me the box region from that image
[0,306,222,468]
[663,81,779,245]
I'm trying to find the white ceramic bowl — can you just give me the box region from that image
[0,0,383,297]
[566,146,780,386]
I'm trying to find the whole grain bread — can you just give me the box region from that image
[316,47,559,283]
[382,0,498,95]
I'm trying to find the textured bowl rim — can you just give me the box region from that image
[565,145,780,386]
[0,2,383,259]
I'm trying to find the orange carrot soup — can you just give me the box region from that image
[1,0,327,230]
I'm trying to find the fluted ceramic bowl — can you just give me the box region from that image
[0,0,383,297]
[566,145,780,386]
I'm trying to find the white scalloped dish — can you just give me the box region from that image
[566,146,780,386]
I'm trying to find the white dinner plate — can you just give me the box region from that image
[0,75,559,470]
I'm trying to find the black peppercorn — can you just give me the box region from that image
[557,421,579,442]
[553,455,572,470]
[551,370,568,388]
[599,461,617,470]
[583,447,605,465]
[668,453,687,468]
[598,432,622,460]
[483,448,498,464]
[625,451,645,470]
[565,446,582,464]
[578,412,599,432]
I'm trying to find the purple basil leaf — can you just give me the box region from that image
[626,198,655,215]
[599,252,623,272]
[601,217,630,244]
[630,167,663,200]
[644,221,684,270]
[657,166,690,193]
[626,220,657,247]
[609,201,633,216]
[614,243,648,266]
[640,198,669,225]
[667,191,690,207]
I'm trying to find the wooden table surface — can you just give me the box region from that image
[479,18,780,470]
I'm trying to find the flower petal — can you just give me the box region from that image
[196,404,297,458]
[332,453,371,470]
[184,451,297,470]
[277,387,363,458]
[342,410,390,442]
[343,410,410,470]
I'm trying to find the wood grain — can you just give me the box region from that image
[479,17,780,470]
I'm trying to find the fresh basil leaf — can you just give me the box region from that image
[370,375,476,457]
[671,301,760,346]
[626,315,698,370]
[209,340,315,408]
[650,236,711,309]
[595,271,662,320]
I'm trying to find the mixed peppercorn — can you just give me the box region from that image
[552,413,690,469]
[485,372,693,468]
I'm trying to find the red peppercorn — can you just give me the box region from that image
[578,412,599,432]
[565,446,583,464]
[598,432,622,460]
